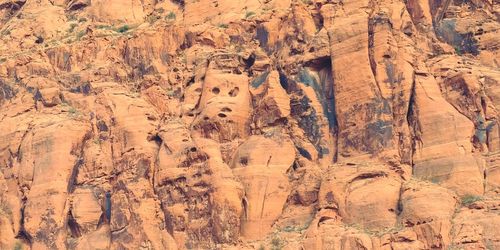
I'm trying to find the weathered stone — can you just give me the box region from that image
[0,0,499,249]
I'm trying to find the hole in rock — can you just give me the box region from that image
[218,113,227,118]
[212,87,220,94]
[240,157,248,166]
[318,216,334,224]
[97,120,108,132]
[150,135,162,146]
[245,53,256,68]
[35,36,44,44]
[228,87,239,97]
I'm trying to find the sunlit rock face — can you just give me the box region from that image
[0,0,499,249]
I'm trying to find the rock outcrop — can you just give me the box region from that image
[0,0,499,249]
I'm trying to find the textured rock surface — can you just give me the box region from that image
[0,0,499,249]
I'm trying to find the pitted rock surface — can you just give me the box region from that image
[0,0,499,249]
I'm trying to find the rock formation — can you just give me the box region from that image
[0,0,499,249]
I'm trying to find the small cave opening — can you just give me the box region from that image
[239,157,248,166]
[35,36,44,44]
[287,160,301,174]
[228,87,239,97]
[303,56,331,72]
[149,134,163,147]
[221,107,232,112]
[244,53,256,68]
[96,120,108,132]
[67,2,89,11]
[185,76,195,87]
[318,216,334,224]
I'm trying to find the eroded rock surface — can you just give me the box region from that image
[0,0,499,249]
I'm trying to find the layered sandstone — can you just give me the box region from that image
[0,0,499,249]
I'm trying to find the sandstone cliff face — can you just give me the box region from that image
[0,0,499,249]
